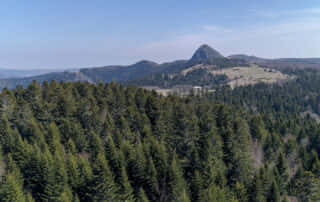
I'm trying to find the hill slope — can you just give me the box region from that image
[0,45,242,90]
[1,44,319,90]
[229,54,320,70]
[0,80,319,201]
[190,44,224,62]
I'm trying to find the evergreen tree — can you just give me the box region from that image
[168,153,190,201]
[91,152,118,201]
[250,173,265,202]
[0,157,25,202]
[25,192,35,202]
[268,181,280,202]
[42,149,68,202]
[0,114,12,154]
[190,170,203,202]
[234,181,248,202]
[144,155,159,201]
[0,172,26,202]
[199,183,237,202]
[275,151,289,194]
[46,122,64,155]
[77,156,93,201]
[310,150,320,176]
[137,188,149,202]
[66,153,80,192]
[65,138,77,154]
[118,166,135,202]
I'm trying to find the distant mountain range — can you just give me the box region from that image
[0,68,65,79]
[0,44,320,90]
[228,54,320,69]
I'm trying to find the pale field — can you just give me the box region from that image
[144,65,293,95]
[210,66,292,88]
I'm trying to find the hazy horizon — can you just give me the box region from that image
[1,0,320,69]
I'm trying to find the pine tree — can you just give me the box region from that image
[66,153,80,192]
[0,157,25,202]
[118,166,135,202]
[259,165,273,198]
[25,119,46,146]
[118,116,133,142]
[168,153,190,201]
[268,181,280,202]
[23,145,50,201]
[105,135,123,184]
[147,137,169,201]
[25,192,35,202]
[190,170,203,202]
[0,114,13,154]
[251,173,265,202]
[77,156,93,201]
[91,152,118,201]
[123,141,147,193]
[145,95,161,126]
[47,122,64,155]
[137,188,149,202]
[0,172,26,202]
[233,118,253,185]
[0,88,16,119]
[100,112,115,138]
[250,116,267,140]
[199,183,237,202]
[88,131,104,160]
[310,150,320,176]
[9,129,29,169]
[144,156,159,201]
[59,186,73,202]
[65,138,77,154]
[275,151,289,194]
[42,149,68,202]
[234,181,248,202]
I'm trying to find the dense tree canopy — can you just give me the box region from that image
[0,74,319,201]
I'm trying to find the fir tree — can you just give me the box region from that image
[0,172,26,202]
[137,188,149,202]
[268,181,280,202]
[91,152,119,201]
[168,153,190,201]
[275,151,289,194]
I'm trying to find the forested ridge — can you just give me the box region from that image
[0,77,319,201]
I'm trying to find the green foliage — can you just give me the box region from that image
[0,79,319,202]
[268,181,281,202]
[0,172,26,202]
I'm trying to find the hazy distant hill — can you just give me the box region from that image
[228,54,268,63]
[229,54,320,69]
[0,44,319,90]
[0,45,203,89]
[0,68,61,79]
[0,71,91,89]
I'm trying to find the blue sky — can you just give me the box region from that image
[1,0,320,69]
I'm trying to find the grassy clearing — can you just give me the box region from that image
[210,65,292,88]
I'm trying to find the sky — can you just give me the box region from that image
[1,0,320,69]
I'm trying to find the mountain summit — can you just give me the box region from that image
[190,44,224,61]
